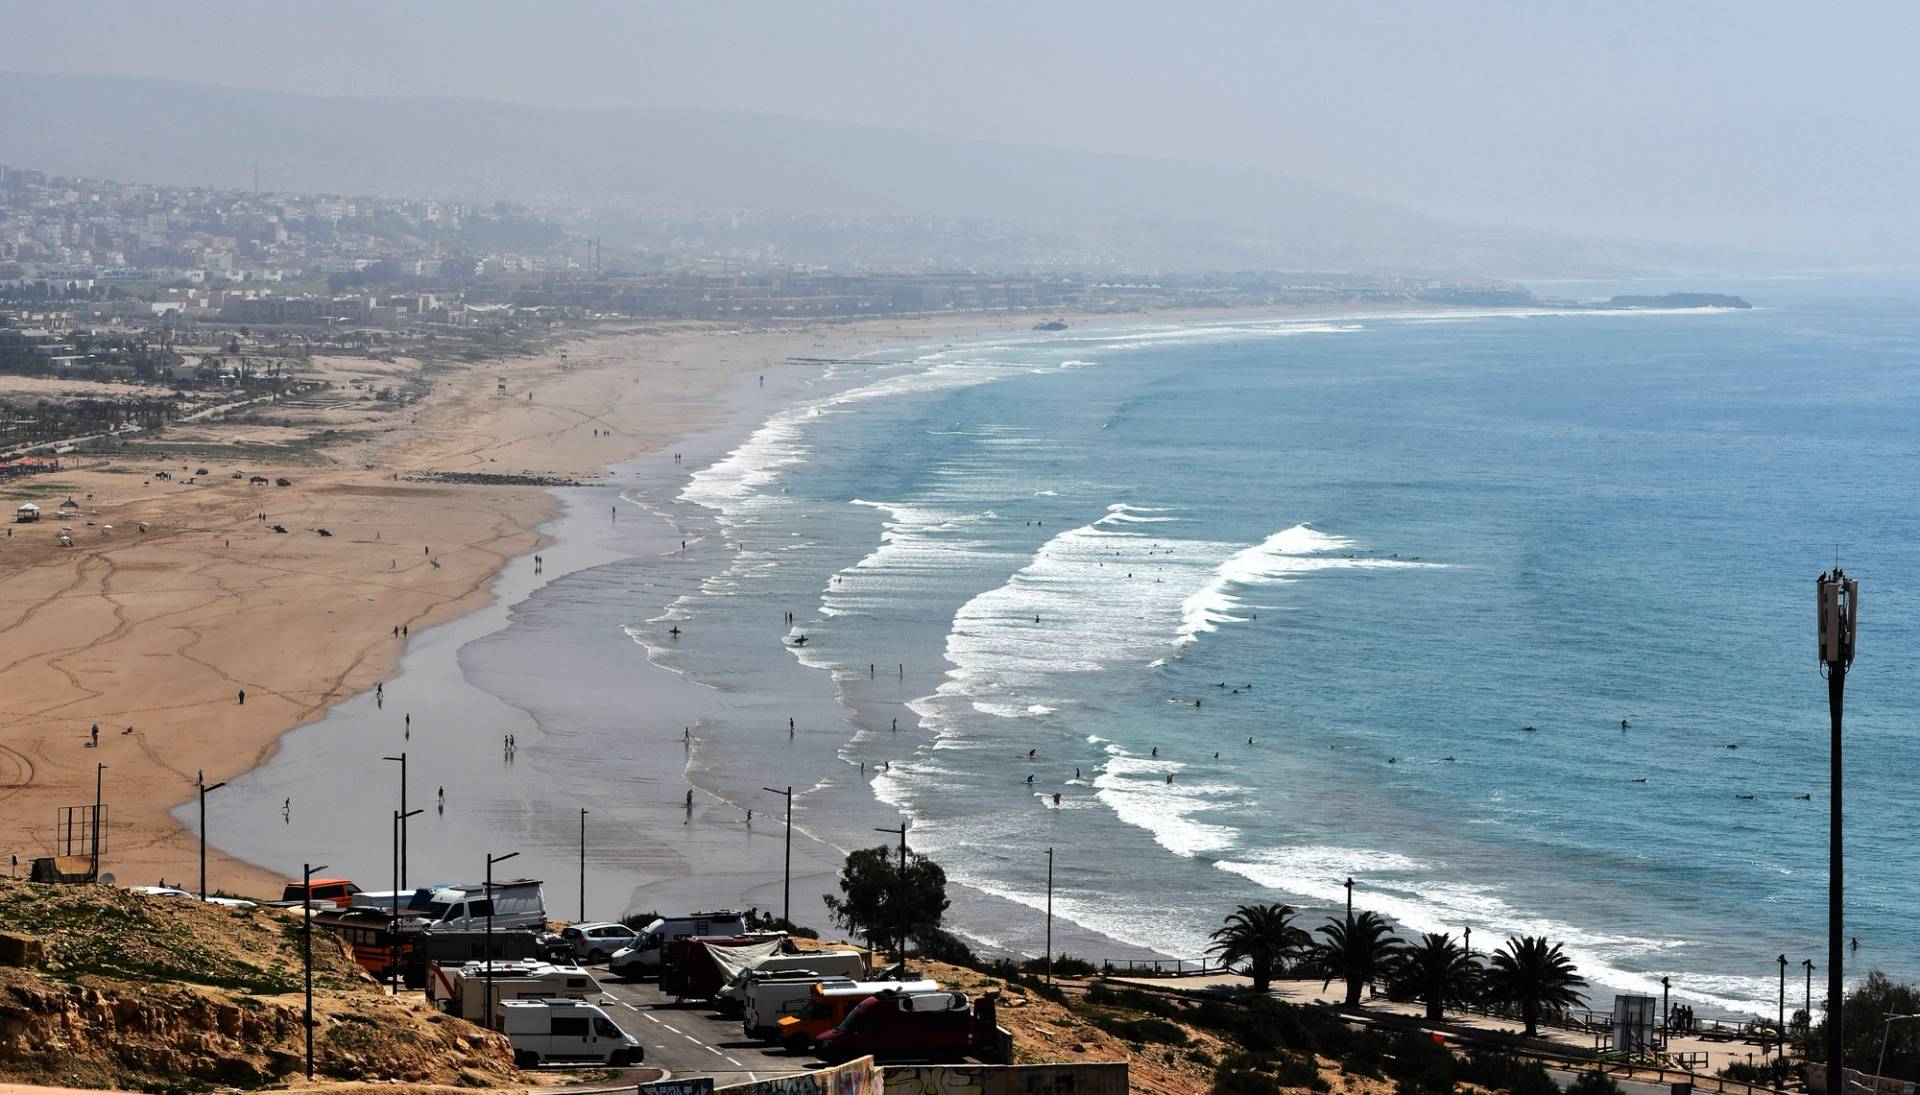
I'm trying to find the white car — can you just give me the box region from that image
[552,922,640,962]
[131,885,259,909]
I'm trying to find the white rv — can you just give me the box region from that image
[430,959,603,1023]
[416,879,547,933]
[498,999,644,1067]
[720,950,869,1017]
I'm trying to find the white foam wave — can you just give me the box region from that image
[1177,524,1443,644]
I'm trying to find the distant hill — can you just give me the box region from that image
[0,71,1745,274]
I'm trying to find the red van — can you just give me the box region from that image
[814,989,1002,1064]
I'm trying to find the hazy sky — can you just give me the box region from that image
[4,0,1915,261]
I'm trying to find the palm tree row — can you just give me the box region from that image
[1208,902,1587,1036]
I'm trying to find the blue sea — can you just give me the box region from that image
[647,276,1920,1015]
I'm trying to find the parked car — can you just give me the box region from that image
[276,877,361,908]
[498,999,644,1067]
[409,879,546,932]
[545,922,639,962]
[607,911,748,979]
[814,989,1002,1065]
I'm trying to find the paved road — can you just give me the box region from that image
[589,965,827,1085]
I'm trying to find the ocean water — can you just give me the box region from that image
[645,276,1920,1016]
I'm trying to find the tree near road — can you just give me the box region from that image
[1389,931,1482,1021]
[1209,903,1308,994]
[823,846,950,959]
[1312,910,1401,1007]
[1481,935,1587,1037]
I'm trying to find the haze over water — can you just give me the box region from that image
[652,276,1920,1015]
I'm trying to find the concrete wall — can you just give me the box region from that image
[716,1055,877,1095]
[880,1063,1129,1095]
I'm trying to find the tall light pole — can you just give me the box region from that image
[197,770,226,900]
[1661,976,1671,1051]
[390,809,422,994]
[382,753,408,894]
[765,786,792,927]
[579,808,588,923]
[1817,569,1859,1091]
[1877,1014,1920,1085]
[484,850,519,1030]
[875,821,908,971]
[1779,954,1789,1056]
[1045,847,1054,986]
[1805,960,1816,1054]
[303,861,329,1080]
[91,763,106,880]
[1463,926,1472,960]
[1344,876,1354,922]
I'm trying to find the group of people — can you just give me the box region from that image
[1668,1004,1697,1032]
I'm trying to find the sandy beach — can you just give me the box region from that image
[0,310,1063,895]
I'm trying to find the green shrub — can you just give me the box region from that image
[1095,1015,1190,1046]
[1567,1070,1624,1095]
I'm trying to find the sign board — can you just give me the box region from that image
[1612,994,1657,1054]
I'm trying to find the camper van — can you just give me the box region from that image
[719,950,868,1016]
[773,979,939,1052]
[497,999,644,1067]
[607,911,748,979]
[429,959,603,1023]
[414,879,547,932]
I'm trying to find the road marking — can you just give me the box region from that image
[724,1056,743,1066]
[705,1045,725,1056]
[643,1013,662,1023]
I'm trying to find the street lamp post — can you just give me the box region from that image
[1045,847,1054,986]
[1463,926,1471,960]
[875,822,908,971]
[1805,960,1816,1054]
[1345,876,1354,922]
[382,753,408,893]
[303,861,329,1080]
[1780,954,1789,1056]
[197,770,226,900]
[1817,569,1859,1090]
[579,808,588,923]
[1661,976,1671,1051]
[91,763,106,880]
[390,809,422,994]
[484,850,519,1030]
[765,786,792,927]
[1877,1014,1920,1085]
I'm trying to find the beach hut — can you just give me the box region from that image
[15,503,39,523]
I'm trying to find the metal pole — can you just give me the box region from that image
[579,808,588,923]
[391,812,400,995]
[1806,960,1816,1055]
[484,851,518,1030]
[766,786,792,927]
[304,861,328,1080]
[1780,954,1789,1056]
[1046,847,1054,986]
[1829,660,1846,1089]
[197,772,224,900]
[875,822,908,970]
[1345,876,1353,922]
[1662,976,1671,1051]
[91,763,105,880]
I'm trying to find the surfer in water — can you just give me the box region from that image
[1025,774,1035,784]
[1027,749,1037,759]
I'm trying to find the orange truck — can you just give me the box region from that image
[774,978,939,1053]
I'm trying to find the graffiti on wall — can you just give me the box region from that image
[882,1064,1125,1095]
[717,1055,877,1095]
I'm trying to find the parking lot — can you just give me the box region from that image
[588,964,829,1084]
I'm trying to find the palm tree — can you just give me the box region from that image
[1209,903,1309,993]
[1389,932,1482,1020]
[1313,910,1401,1006]
[1482,935,1588,1037]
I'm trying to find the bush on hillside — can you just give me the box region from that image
[1567,1070,1625,1095]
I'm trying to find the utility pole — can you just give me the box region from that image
[303,862,329,1080]
[390,809,421,994]
[1805,959,1816,1054]
[1045,847,1054,986]
[765,786,792,926]
[382,754,408,895]
[92,763,106,880]
[1661,976,1671,1051]
[1817,568,1859,1091]
[1779,954,1789,1056]
[875,821,909,971]
[197,770,226,900]
[579,809,588,923]
[484,851,519,1030]
[1344,876,1354,922]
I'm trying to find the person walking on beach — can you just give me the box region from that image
[437,786,445,812]
[283,798,291,823]
[891,718,897,732]
[90,724,99,747]
[405,713,410,732]
[237,689,245,705]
